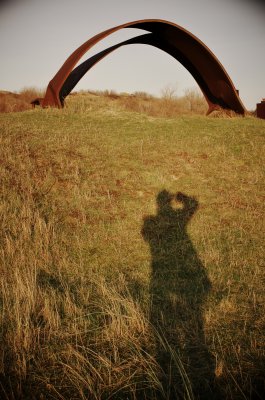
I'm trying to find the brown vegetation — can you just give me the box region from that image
[0,87,208,116]
[0,88,44,113]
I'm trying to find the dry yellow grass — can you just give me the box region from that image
[0,87,207,117]
[0,96,264,399]
[85,87,208,117]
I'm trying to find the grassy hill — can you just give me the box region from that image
[0,94,264,399]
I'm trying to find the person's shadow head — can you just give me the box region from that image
[142,190,200,251]
[155,189,199,219]
[156,189,173,209]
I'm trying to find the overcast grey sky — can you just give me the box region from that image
[0,0,264,110]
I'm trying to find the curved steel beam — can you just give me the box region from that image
[42,19,246,115]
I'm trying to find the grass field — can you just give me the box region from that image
[0,93,264,399]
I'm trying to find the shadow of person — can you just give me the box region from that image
[142,190,217,399]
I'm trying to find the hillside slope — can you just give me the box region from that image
[0,102,264,399]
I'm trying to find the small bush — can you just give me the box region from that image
[0,88,44,113]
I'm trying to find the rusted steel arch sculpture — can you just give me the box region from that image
[41,19,246,115]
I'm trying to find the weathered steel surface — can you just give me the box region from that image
[256,99,265,119]
[40,19,246,115]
